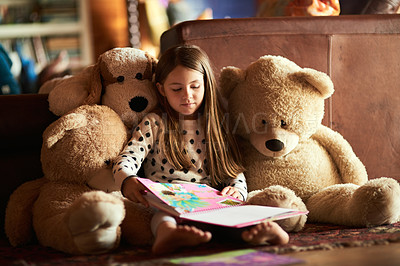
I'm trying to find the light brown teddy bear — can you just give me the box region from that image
[39,47,158,130]
[5,105,154,254]
[220,55,400,231]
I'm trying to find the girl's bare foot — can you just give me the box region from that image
[152,222,212,255]
[242,221,289,245]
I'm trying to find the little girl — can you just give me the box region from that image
[113,45,289,255]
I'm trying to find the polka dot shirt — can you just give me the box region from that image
[113,113,248,200]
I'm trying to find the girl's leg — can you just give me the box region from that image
[150,211,212,255]
[241,221,289,245]
[150,210,177,236]
[187,221,288,246]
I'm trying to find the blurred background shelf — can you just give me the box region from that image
[0,0,93,72]
[0,22,81,38]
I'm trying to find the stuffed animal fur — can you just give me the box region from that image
[5,105,154,254]
[220,55,400,231]
[39,47,158,130]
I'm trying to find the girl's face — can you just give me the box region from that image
[157,65,205,117]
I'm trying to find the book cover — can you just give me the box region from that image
[168,248,304,266]
[137,177,308,228]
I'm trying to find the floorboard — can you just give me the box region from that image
[286,242,400,265]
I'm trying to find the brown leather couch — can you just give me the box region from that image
[160,14,400,182]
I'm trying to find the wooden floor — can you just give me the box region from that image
[285,242,400,265]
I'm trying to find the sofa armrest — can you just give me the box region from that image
[0,94,58,237]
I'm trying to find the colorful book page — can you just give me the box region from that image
[138,178,243,214]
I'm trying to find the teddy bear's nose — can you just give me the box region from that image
[265,139,284,152]
[129,96,148,112]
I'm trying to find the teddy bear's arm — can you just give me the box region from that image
[313,125,368,185]
[5,177,48,246]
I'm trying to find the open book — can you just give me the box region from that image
[137,177,308,228]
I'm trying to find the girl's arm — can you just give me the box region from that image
[220,173,248,201]
[112,113,162,190]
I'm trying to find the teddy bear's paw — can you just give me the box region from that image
[353,177,400,227]
[67,193,125,254]
[247,186,307,232]
[247,186,302,209]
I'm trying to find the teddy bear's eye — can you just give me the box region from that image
[104,159,111,166]
[281,120,287,127]
[262,120,267,125]
[135,73,143,80]
[117,76,124,83]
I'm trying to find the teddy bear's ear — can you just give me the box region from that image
[83,63,103,105]
[47,65,94,116]
[38,75,72,94]
[295,68,334,99]
[144,52,158,81]
[44,113,87,149]
[219,66,244,99]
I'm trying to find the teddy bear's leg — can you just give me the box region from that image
[66,191,125,254]
[33,184,125,255]
[5,177,48,246]
[349,177,400,226]
[307,178,400,227]
[33,184,89,254]
[120,198,155,246]
[306,183,359,225]
[247,186,308,232]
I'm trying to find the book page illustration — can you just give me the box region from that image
[139,179,242,214]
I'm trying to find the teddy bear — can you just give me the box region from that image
[219,55,400,231]
[38,47,158,130]
[5,104,154,254]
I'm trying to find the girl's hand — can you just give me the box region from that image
[121,176,149,207]
[220,186,243,201]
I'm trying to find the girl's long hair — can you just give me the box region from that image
[154,45,244,186]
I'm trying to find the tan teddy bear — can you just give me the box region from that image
[220,55,400,231]
[39,47,158,130]
[5,105,154,254]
